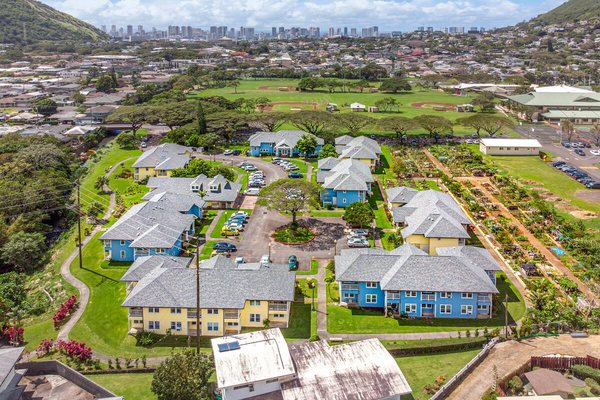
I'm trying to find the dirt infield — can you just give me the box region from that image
[261,101,319,112]
[410,101,456,111]
[257,85,296,91]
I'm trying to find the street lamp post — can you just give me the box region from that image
[268,242,272,262]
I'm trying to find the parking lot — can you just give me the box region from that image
[200,153,353,270]
[516,125,600,181]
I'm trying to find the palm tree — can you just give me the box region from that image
[94,176,109,192]
[560,119,575,142]
[590,124,600,147]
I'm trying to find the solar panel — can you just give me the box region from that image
[218,341,241,352]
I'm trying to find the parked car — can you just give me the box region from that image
[223,150,234,155]
[232,150,241,156]
[288,255,298,270]
[232,211,249,218]
[586,182,600,189]
[272,157,283,164]
[552,161,566,167]
[221,227,240,236]
[348,237,369,248]
[244,165,258,171]
[574,149,586,156]
[590,149,600,156]
[235,256,244,264]
[288,172,303,178]
[225,222,244,231]
[213,242,237,252]
[349,229,369,237]
[140,142,147,148]
[244,188,260,196]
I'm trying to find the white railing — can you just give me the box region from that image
[429,337,500,400]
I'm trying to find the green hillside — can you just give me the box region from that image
[0,0,108,44]
[532,0,600,24]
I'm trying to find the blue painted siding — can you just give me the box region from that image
[107,239,135,262]
[187,205,203,219]
[335,190,365,207]
[249,142,322,157]
[357,282,385,308]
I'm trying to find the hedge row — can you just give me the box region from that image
[572,365,600,384]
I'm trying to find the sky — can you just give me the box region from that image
[41,0,566,32]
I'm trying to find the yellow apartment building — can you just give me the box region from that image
[132,143,191,181]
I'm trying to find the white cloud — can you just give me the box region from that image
[41,0,558,30]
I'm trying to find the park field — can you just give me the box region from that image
[189,79,520,137]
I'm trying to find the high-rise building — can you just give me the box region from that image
[101,25,106,33]
[126,25,133,37]
[217,26,227,38]
[272,27,277,37]
[210,26,217,38]
[343,27,348,36]
[278,26,284,34]
[350,28,357,36]
[328,27,335,37]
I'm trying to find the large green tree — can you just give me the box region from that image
[151,350,213,400]
[344,202,375,228]
[414,115,453,140]
[289,111,335,136]
[32,97,58,116]
[318,143,338,159]
[257,179,321,226]
[296,134,318,158]
[379,77,411,93]
[335,113,372,136]
[379,117,418,143]
[253,113,288,132]
[1,232,48,273]
[106,106,150,135]
[96,73,117,93]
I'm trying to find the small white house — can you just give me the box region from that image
[479,138,542,156]
[350,102,366,112]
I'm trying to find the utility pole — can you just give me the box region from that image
[195,239,200,354]
[504,293,509,339]
[77,180,83,269]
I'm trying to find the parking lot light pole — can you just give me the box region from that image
[268,242,272,261]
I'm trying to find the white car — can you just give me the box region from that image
[233,211,249,218]
[348,237,369,248]
[349,229,369,237]
[590,149,600,156]
[244,188,260,196]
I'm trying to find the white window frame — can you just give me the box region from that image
[170,307,181,314]
[477,305,489,311]
[207,322,219,331]
[156,248,165,254]
[404,303,417,313]
[249,300,261,306]
[461,293,473,299]
[148,320,160,330]
[120,240,126,246]
[342,198,347,204]
[365,294,377,304]
[120,250,126,259]
[148,307,159,313]
[207,309,219,315]
[249,313,261,323]
[405,291,417,298]
[365,282,377,288]
[440,292,452,298]
[461,305,473,315]
[440,304,452,314]
[170,321,182,331]
[344,293,356,299]
[422,303,433,310]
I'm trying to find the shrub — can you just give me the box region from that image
[309,334,320,342]
[2,325,24,345]
[585,378,600,395]
[37,338,54,355]
[508,376,523,394]
[54,339,93,363]
[572,365,600,384]
[52,295,78,329]
[135,331,159,347]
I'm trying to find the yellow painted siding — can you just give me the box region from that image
[239,300,269,328]
[134,167,156,182]
[140,307,191,335]
[201,309,224,336]
[429,238,460,255]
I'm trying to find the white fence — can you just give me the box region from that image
[429,337,500,400]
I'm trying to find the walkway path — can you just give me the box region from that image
[446,335,600,400]
[305,162,313,183]
[57,160,127,341]
[315,259,328,338]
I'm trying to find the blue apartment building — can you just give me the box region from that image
[316,158,374,207]
[335,245,500,319]
[248,130,323,157]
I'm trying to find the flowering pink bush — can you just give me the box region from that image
[53,295,78,329]
[37,338,54,355]
[55,339,93,362]
[2,325,24,346]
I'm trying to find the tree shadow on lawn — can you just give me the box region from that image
[295,218,346,251]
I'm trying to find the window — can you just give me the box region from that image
[461,305,473,315]
[120,250,126,259]
[404,303,417,313]
[440,305,452,314]
[120,240,126,246]
[440,292,452,299]
[266,379,279,384]
[207,309,219,315]
[227,322,239,327]
[273,313,285,318]
[422,304,433,310]
[461,293,473,299]
[148,321,160,330]
[170,307,181,314]
[421,292,435,301]
[342,198,347,204]
[366,282,377,288]
[342,190,347,194]
[207,322,219,332]
[249,300,261,306]
[250,314,261,323]
[133,319,143,324]
[104,240,110,246]
[156,248,165,254]
[148,307,159,313]
[170,321,182,331]
[477,305,488,311]
[405,291,417,298]
[344,293,356,299]
[365,294,377,304]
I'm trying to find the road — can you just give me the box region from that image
[516,125,600,181]
[446,335,600,400]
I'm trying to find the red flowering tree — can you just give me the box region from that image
[53,296,78,329]
[2,325,24,346]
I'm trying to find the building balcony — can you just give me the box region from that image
[188,329,199,337]
[187,311,200,319]
[477,295,491,303]
[268,305,288,312]
[128,308,143,318]
[224,312,240,319]
[341,284,359,291]
[421,294,436,301]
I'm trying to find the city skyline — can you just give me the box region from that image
[41,0,566,33]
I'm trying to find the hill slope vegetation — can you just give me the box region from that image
[0,0,107,44]
[532,0,600,24]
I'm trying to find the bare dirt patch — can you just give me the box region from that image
[410,101,455,111]
[538,190,599,219]
[257,85,296,91]
[576,190,600,203]
[261,101,319,112]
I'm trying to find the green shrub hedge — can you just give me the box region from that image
[572,365,600,384]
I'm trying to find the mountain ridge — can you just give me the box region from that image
[0,0,108,44]
[531,0,600,25]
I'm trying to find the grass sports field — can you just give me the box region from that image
[189,79,519,137]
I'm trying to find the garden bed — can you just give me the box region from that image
[273,224,316,244]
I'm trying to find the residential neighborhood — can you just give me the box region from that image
[2,0,600,400]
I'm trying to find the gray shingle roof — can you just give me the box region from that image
[146,191,205,213]
[144,174,241,203]
[335,135,382,157]
[122,255,296,308]
[386,186,418,205]
[320,159,373,190]
[120,256,192,282]
[335,245,497,294]
[132,143,191,169]
[435,246,502,272]
[249,130,324,148]
[401,206,470,239]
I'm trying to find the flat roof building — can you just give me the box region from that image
[480,138,542,156]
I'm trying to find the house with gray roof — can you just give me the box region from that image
[335,243,499,319]
[121,255,296,337]
[248,130,323,157]
[100,201,196,262]
[389,188,471,255]
[508,89,600,124]
[317,158,374,207]
[132,143,192,181]
[335,135,381,169]
[144,174,241,208]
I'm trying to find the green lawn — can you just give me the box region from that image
[189,80,479,133]
[107,157,148,208]
[396,349,481,400]
[309,210,345,217]
[368,184,393,229]
[296,278,318,298]
[198,210,218,235]
[88,373,156,400]
[327,273,525,334]
[296,259,319,275]
[281,301,312,340]
[288,159,309,173]
[479,151,600,214]
[210,209,253,239]
[381,336,486,350]
[199,240,219,260]
[69,232,199,357]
